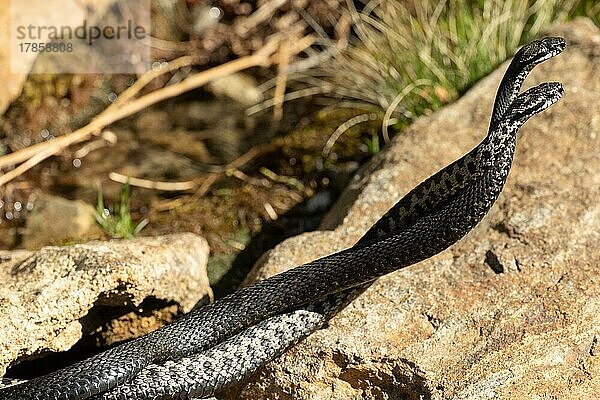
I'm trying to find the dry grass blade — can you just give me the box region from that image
[191,143,278,199]
[287,0,585,139]
[273,39,291,121]
[108,172,196,191]
[322,112,379,157]
[381,79,431,143]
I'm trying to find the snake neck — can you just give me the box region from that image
[491,63,534,127]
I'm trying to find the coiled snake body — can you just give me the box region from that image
[0,37,565,400]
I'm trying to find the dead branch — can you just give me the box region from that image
[0,37,284,186]
[105,55,195,112]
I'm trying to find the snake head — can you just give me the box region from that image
[491,37,566,128]
[514,37,566,68]
[507,82,564,125]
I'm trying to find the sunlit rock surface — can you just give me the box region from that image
[233,19,600,400]
[0,233,211,376]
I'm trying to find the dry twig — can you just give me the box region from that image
[192,143,277,198]
[105,55,196,112]
[109,172,196,191]
[151,143,278,211]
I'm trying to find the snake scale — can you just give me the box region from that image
[0,37,565,400]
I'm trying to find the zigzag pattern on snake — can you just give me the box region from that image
[0,37,565,400]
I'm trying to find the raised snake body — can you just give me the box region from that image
[0,37,565,400]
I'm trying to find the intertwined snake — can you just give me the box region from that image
[0,37,565,400]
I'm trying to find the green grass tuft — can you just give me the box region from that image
[299,0,598,139]
[94,181,149,239]
[363,133,380,155]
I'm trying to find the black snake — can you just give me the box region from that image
[0,37,565,400]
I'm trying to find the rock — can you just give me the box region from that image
[0,10,26,115]
[0,1,117,114]
[22,194,104,249]
[0,233,211,376]
[207,73,263,105]
[233,20,600,399]
[171,101,239,129]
